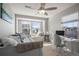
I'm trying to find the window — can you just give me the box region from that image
[61,13,78,39]
[63,21,78,28]
[18,20,43,37]
[31,21,42,36]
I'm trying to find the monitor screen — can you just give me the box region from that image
[56,31,64,36]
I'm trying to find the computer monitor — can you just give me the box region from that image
[56,31,64,36]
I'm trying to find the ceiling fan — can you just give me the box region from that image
[25,3,57,15]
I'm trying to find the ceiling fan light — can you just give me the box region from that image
[38,10,45,14]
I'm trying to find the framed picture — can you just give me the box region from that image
[1,8,12,23]
[0,3,2,18]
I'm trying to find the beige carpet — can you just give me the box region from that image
[42,42,60,56]
[42,42,75,56]
[42,46,59,56]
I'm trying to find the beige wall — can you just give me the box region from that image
[0,4,15,37]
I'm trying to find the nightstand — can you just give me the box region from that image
[44,34,50,42]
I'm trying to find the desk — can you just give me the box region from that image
[59,36,79,55]
[64,39,79,54]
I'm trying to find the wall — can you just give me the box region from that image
[48,4,79,44]
[0,4,15,37]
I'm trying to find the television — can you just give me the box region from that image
[56,31,64,36]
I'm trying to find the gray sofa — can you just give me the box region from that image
[0,41,43,56]
[0,46,43,56]
[0,33,43,56]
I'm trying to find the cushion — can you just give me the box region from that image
[22,35,33,43]
[8,35,21,43]
[0,37,18,47]
[9,33,32,43]
[19,33,32,43]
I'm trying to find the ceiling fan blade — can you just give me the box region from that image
[25,5,34,9]
[25,5,31,8]
[45,7,57,10]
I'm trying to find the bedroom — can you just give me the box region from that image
[0,3,79,56]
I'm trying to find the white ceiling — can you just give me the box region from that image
[8,3,76,18]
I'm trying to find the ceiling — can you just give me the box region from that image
[8,3,76,18]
